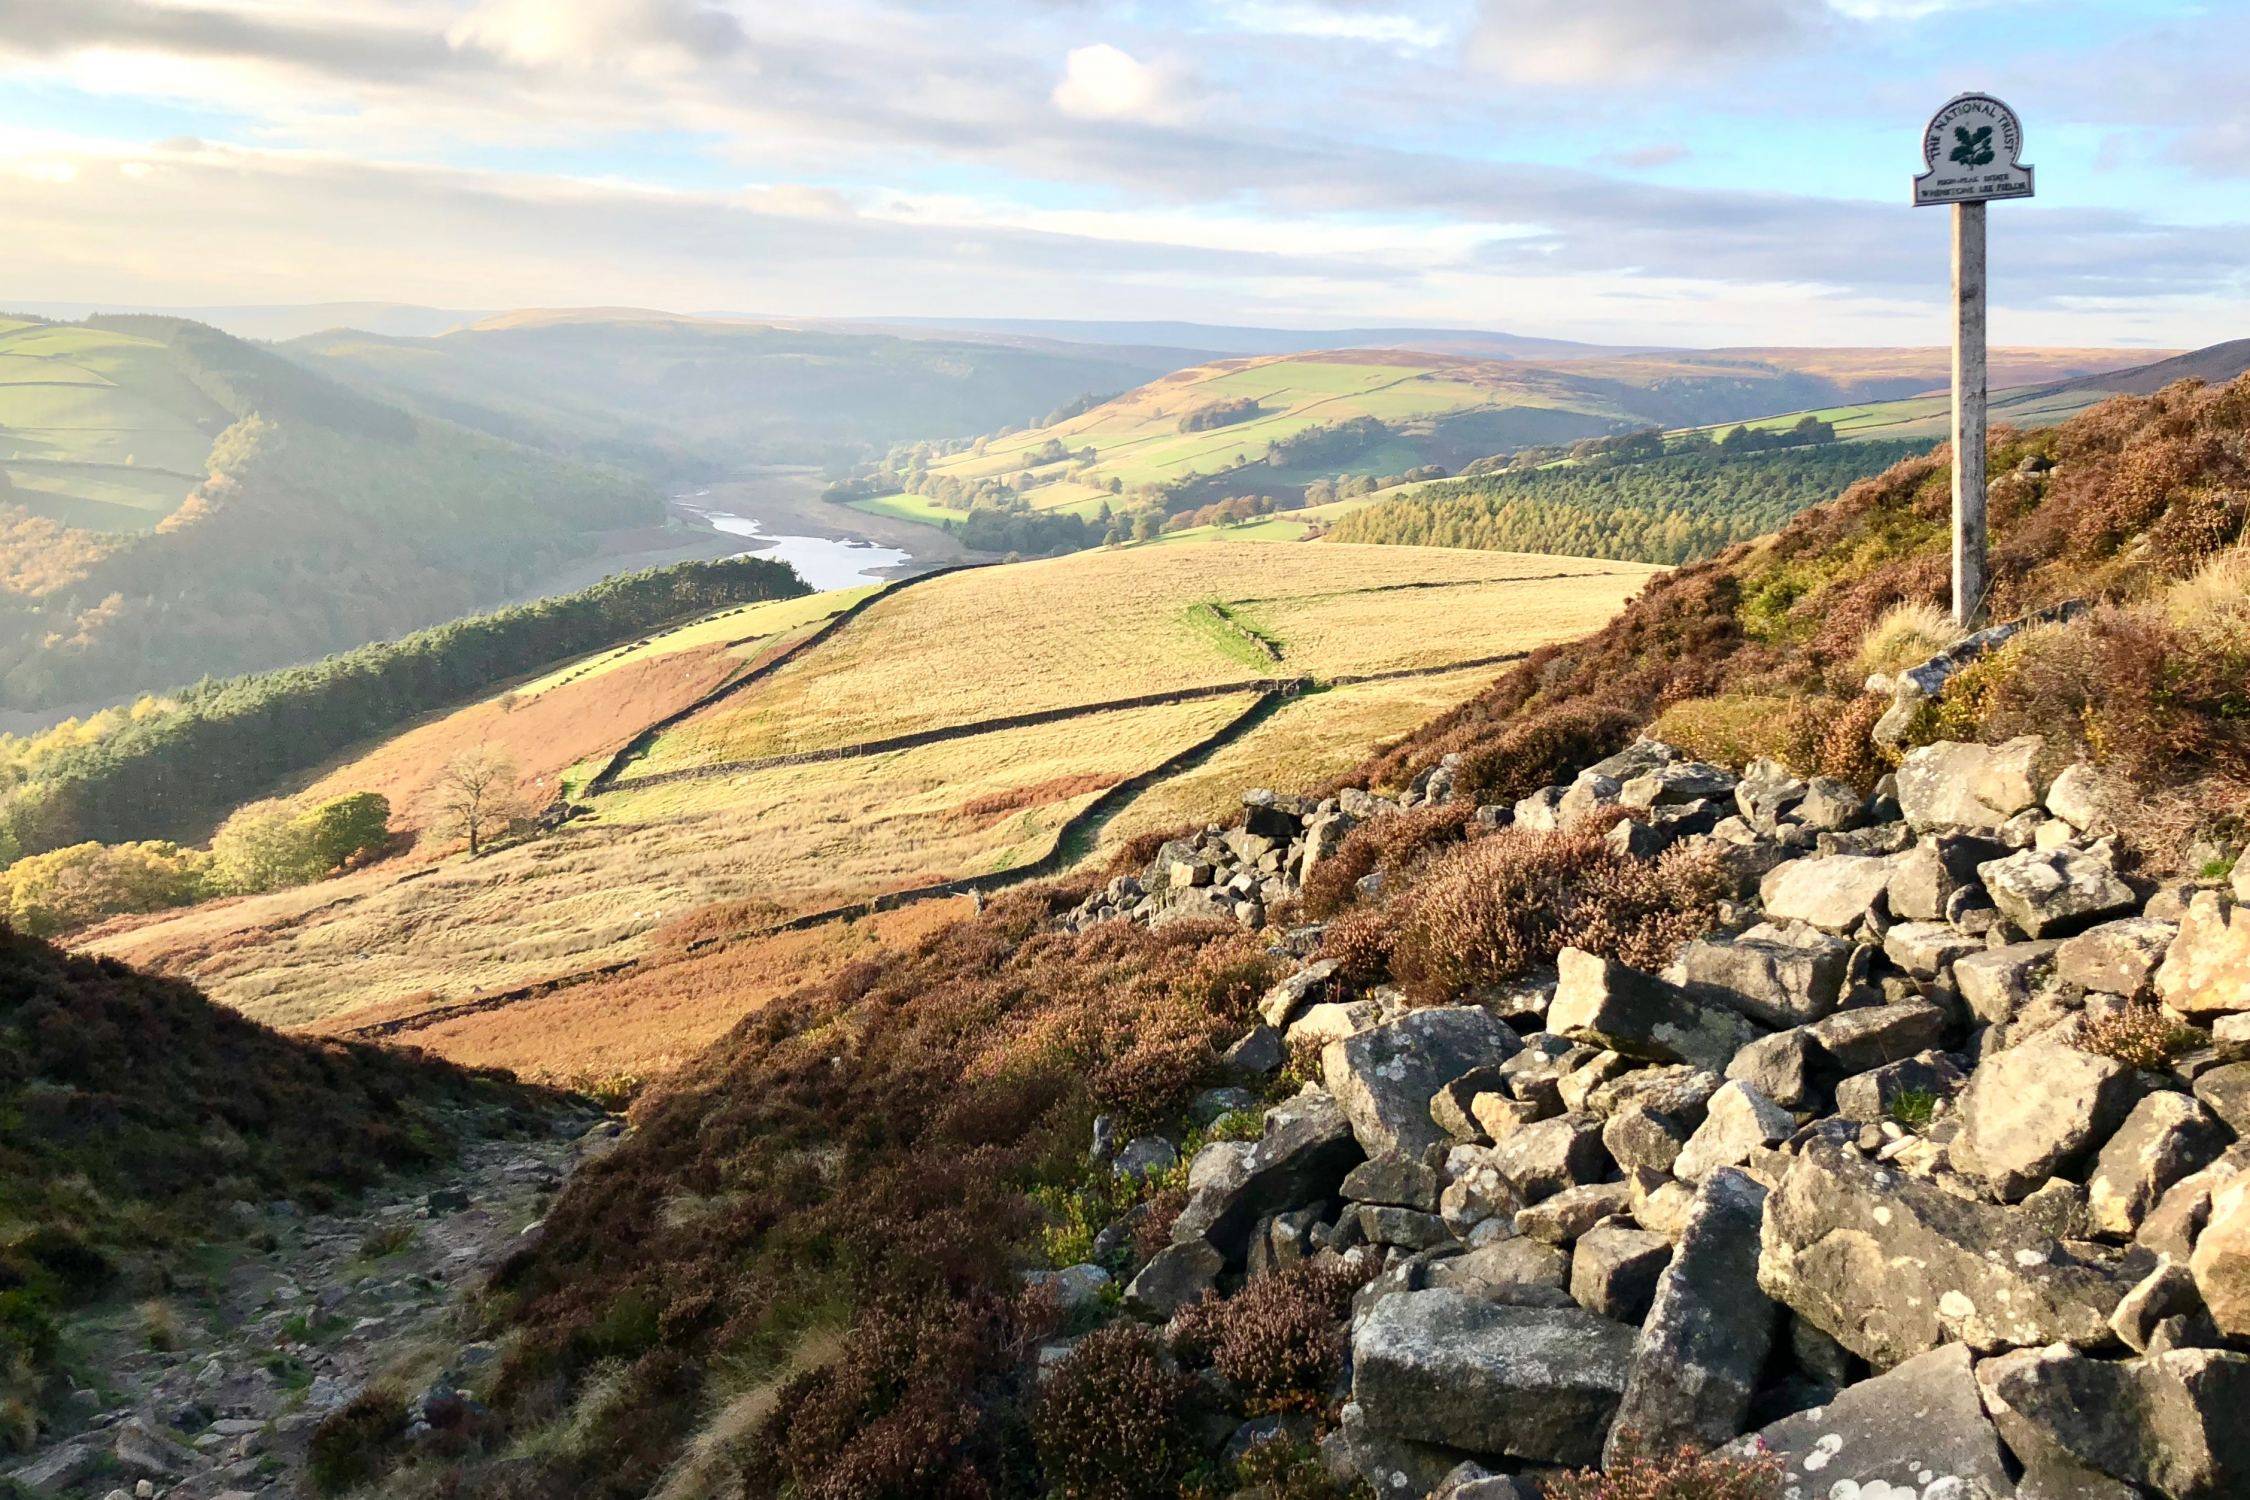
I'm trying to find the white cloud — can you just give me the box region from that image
[1217,2,1454,49]
[446,0,746,74]
[1051,43,1186,123]
[1469,0,1825,85]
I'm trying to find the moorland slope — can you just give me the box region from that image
[375,372,2250,1500]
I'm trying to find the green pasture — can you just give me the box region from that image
[0,323,226,528]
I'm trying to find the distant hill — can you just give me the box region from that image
[843,345,2151,541]
[290,312,1193,476]
[0,314,661,710]
[1692,338,2240,446]
[862,317,1621,360]
[7,301,490,342]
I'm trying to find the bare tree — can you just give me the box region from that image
[433,748,523,858]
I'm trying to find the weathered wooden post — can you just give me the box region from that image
[1915,93,2033,629]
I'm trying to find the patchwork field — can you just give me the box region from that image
[620,543,1654,779]
[0,320,226,528]
[288,588,866,833]
[87,542,1657,1066]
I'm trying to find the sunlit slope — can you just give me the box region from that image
[858,345,2154,522]
[620,543,1658,777]
[288,588,867,833]
[0,319,229,527]
[89,544,1656,1035]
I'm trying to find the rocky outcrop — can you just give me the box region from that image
[1058,726,2250,1499]
[1352,1291,1635,1466]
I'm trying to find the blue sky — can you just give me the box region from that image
[1,0,2245,346]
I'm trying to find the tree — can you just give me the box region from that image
[434,749,524,858]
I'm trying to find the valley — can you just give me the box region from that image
[85,543,1657,1084]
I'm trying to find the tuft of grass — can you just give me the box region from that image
[307,1385,408,1494]
[1886,1088,1939,1131]
[1855,599,1957,679]
[139,1299,181,1352]
[358,1223,418,1260]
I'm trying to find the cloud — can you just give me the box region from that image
[1468,0,1827,84]
[1051,43,1188,123]
[447,0,746,74]
[1618,144,1691,170]
[1215,1,1454,49]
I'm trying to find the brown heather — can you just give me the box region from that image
[2078,1004,2206,1072]
[466,894,1277,1497]
[1166,1260,1366,1414]
[1543,1439,1784,1500]
[1297,801,1473,919]
[1032,1324,1201,1500]
[1385,822,1730,1002]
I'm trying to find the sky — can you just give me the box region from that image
[1,0,2246,347]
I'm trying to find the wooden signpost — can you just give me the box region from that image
[1915,93,2034,628]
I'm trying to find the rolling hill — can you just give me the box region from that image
[844,345,2153,538]
[288,310,1197,477]
[1691,336,2249,446]
[0,314,669,713]
[86,542,1658,1083]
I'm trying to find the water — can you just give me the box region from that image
[680,504,914,591]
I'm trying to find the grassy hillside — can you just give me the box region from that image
[90,544,1655,1066]
[1327,438,1930,563]
[0,926,547,1454]
[0,554,805,859]
[840,345,2148,552]
[0,315,667,712]
[1689,336,2250,448]
[290,311,1190,476]
[366,371,2250,1500]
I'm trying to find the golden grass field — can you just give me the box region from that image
[88,541,1659,1072]
[623,544,1657,778]
[89,694,1255,1028]
[1097,666,1499,846]
[286,589,859,833]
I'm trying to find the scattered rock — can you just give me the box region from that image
[1833,1049,1966,1125]
[1805,999,1949,1075]
[1605,1169,1778,1461]
[1254,958,1334,1028]
[1172,1089,1363,1260]
[1760,1141,2129,1363]
[1672,1081,1793,1183]
[2086,1091,2229,1238]
[1954,1040,2140,1202]
[2057,917,2178,1000]
[1548,948,1762,1071]
[1352,1290,1635,1467]
[1426,1238,1573,1296]
[2157,891,2250,1018]
[1515,1181,1631,1245]
[1758,854,1897,933]
[1955,941,2063,1025]
[1325,1008,1521,1158]
[1123,1239,1222,1320]
[1978,847,2140,940]
[1487,1113,1609,1202]
[1736,1344,2015,1500]
[1977,1344,2250,1499]
[2191,1176,2250,1338]
[1678,933,1848,1028]
[1343,1152,1443,1212]
[1723,1027,1819,1109]
[1569,1222,1671,1324]
[1896,737,2045,832]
